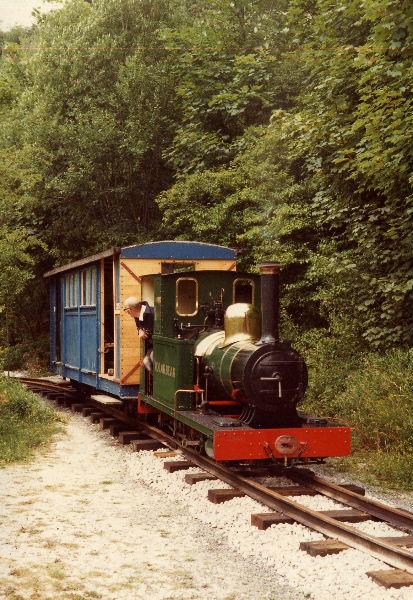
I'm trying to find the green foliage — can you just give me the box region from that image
[0,1,177,352]
[304,343,413,454]
[0,377,63,464]
[157,0,413,349]
[0,345,28,372]
[0,226,45,312]
[298,321,366,416]
[161,0,301,175]
[15,0,177,257]
[331,449,413,490]
[0,336,50,373]
[302,341,413,489]
[352,450,412,490]
[335,349,413,453]
[157,165,260,263]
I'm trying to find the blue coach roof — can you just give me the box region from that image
[44,241,235,277]
[121,241,236,260]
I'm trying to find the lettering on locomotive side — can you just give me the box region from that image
[154,361,176,378]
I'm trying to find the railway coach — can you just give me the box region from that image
[44,241,236,400]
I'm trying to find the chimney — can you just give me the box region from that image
[258,263,281,345]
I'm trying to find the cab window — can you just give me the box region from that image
[176,278,198,316]
[233,278,254,304]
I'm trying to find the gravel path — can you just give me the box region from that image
[0,411,299,600]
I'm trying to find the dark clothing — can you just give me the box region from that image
[133,302,154,373]
[133,302,154,332]
[134,302,154,349]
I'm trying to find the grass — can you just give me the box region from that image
[329,451,413,491]
[5,561,104,600]
[301,341,413,491]
[0,376,63,465]
[329,349,413,490]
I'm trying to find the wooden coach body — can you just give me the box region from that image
[44,241,236,399]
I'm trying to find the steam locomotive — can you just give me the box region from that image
[45,241,351,462]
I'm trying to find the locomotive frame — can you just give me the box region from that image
[45,240,351,463]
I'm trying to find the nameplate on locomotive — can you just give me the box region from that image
[154,361,176,378]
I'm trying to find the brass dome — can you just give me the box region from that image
[221,303,261,347]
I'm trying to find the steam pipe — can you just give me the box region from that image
[258,263,281,345]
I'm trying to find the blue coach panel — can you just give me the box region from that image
[120,241,236,260]
[61,266,99,383]
[79,266,98,379]
[62,271,80,370]
[80,310,98,373]
[64,312,80,368]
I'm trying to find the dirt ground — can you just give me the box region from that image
[0,411,295,600]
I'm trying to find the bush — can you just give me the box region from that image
[0,336,50,374]
[335,350,413,454]
[342,451,413,490]
[0,377,63,464]
[299,339,413,490]
[297,320,365,417]
[0,344,27,371]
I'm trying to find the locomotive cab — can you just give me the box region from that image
[144,269,261,413]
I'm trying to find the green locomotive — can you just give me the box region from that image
[139,264,351,462]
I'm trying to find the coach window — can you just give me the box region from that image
[65,275,70,307]
[81,268,96,306]
[233,278,254,304]
[176,278,198,316]
[162,262,195,274]
[65,273,79,308]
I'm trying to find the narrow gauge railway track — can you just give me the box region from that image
[21,377,413,587]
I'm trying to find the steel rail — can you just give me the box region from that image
[20,377,413,574]
[271,465,413,532]
[17,377,78,397]
[180,449,413,574]
[135,419,413,532]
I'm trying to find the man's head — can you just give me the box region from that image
[123,296,143,318]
